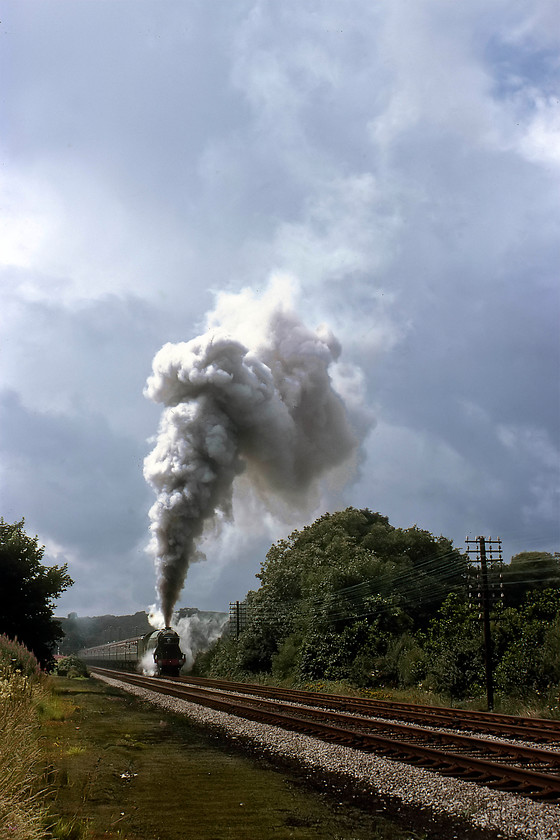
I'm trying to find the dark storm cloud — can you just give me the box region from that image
[1,285,169,436]
[0,389,148,553]
[1,0,558,617]
[0,388,158,616]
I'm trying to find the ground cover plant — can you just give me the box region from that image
[0,636,85,840]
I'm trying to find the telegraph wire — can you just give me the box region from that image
[230,536,559,632]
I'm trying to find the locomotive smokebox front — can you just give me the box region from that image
[152,628,186,677]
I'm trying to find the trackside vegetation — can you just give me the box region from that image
[0,636,421,840]
[0,636,93,840]
[0,635,47,839]
[195,508,560,711]
[0,518,73,668]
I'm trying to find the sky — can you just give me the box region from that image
[1,0,558,619]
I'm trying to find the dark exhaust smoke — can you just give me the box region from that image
[144,279,370,625]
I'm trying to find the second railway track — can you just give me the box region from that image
[176,675,560,743]
[91,668,560,803]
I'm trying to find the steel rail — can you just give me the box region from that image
[174,675,560,742]
[91,667,560,802]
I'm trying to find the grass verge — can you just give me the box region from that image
[0,669,51,840]
[3,668,524,839]
[38,676,431,840]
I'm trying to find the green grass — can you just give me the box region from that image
[65,746,87,757]
[8,668,547,839]
[39,677,426,840]
[35,691,78,723]
[44,817,91,840]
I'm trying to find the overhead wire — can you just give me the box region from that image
[301,547,466,605]
[235,537,558,631]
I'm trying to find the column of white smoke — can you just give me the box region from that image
[144,277,369,626]
[174,612,230,670]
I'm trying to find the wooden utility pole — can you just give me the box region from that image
[229,600,247,639]
[478,537,494,711]
[466,536,502,711]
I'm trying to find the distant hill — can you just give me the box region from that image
[56,608,227,654]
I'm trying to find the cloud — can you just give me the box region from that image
[0,390,148,549]
[0,388,158,615]
[0,0,557,619]
[497,423,560,523]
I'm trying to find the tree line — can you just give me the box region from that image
[2,509,558,698]
[196,508,560,700]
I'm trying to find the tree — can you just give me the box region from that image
[494,589,560,695]
[424,587,560,700]
[196,508,559,697]
[0,518,73,667]
[501,552,560,608]
[219,508,467,682]
[423,593,485,698]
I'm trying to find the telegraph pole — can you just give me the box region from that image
[478,537,494,711]
[229,601,247,639]
[466,536,502,711]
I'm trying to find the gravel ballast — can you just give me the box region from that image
[95,674,560,840]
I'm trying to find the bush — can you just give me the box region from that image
[423,595,484,699]
[271,633,302,680]
[495,614,560,696]
[55,655,89,678]
[0,634,41,678]
[381,633,426,688]
[0,657,49,838]
[193,635,242,678]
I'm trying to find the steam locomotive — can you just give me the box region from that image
[80,628,186,677]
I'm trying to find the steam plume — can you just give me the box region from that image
[144,277,369,625]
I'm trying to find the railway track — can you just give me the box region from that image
[91,668,560,802]
[178,675,560,743]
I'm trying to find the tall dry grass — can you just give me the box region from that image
[0,638,49,840]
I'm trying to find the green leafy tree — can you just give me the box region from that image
[210,508,467,683]
[0,518,73,667]
[197,508,559,698]
[494,589,560,695]
[379,632,427,689]
[501,552,560,608]
[198,504,560,701]
[423,593,484,699]
[424,587,560,700]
